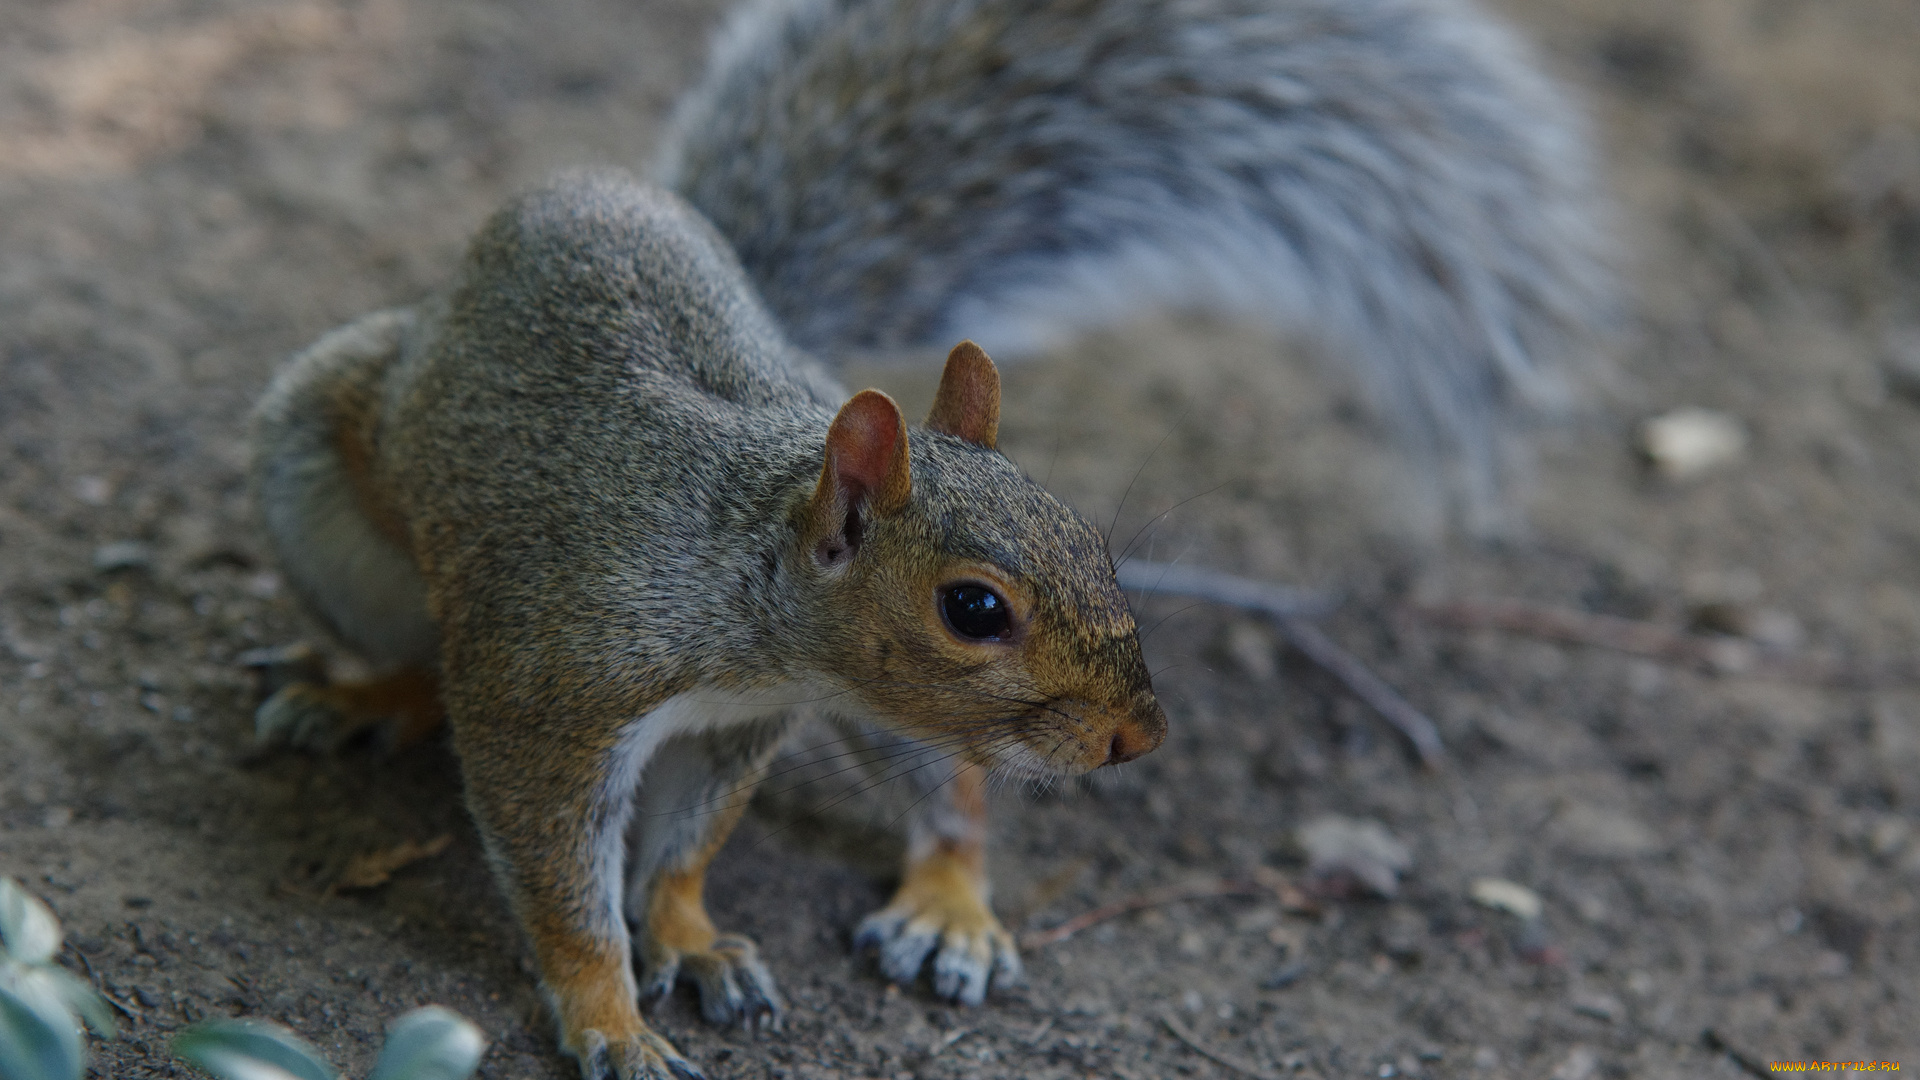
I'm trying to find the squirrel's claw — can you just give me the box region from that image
[254,682,350,751]
[575,1027,705,1080]
[855,904,1021,1008]
[642,933,784,1032]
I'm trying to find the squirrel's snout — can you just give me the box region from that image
[1101,693,1166,766]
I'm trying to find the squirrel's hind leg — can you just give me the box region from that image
[855,759,1021,1006]
[254,666,444,753]
[252,309,442,752]
[624,723,790,1030]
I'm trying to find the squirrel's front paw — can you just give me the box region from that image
[573,1027,705,1080]
[855,862,1021,1006]
[641,933,784,1030]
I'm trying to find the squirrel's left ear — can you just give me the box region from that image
[925,340,999,449]
[808,390,912,567]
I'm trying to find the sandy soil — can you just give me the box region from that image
[3,0,1918,1077]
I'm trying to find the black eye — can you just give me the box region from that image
[940,584,1013,642]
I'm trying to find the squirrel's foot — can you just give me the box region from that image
[253,668,442,753]
[573,1027,705,1080]
[254,681,362,751]
[641,933,784,1031]
[854,850,1021,1006]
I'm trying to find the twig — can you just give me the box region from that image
[68,947,143,1022]
[1694,191,1811,318]
[1115,560,1338,618]
[1117,560,1442,767]
[1159,1012,1283,1080]
[1403,599,1864,685]
[927,1027,970,1058]
[1020,878,1271,949]
[99,988,145,1023]
[1270,616,1445,768]
[1701,1028,1774,1080]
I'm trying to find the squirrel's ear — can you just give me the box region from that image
[925,340,999,449]
[809,390,912,565]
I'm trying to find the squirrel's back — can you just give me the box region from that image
[656,0,1615,516]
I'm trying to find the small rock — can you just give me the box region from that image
[1297,815,1412,899]
[73,476,113,507]
[1468,877,1542,920]
[1550,1046,1598,1080]
[1232,906,1280,933]
[1640,407,1746,480]
[1868,817,1910,859]
[93,540,154,572]
[1688,601,1803,648]
[1378,905,1426,960]
[41,806,73,829]
[1570,992,1623,1022]
[1261,962,1308,990]
[1883,325,1920,403]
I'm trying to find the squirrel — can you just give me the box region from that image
[249,0,1612,1077]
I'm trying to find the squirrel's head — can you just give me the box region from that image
[792,342,1166,778]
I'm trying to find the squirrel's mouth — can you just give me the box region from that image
[985,693,1167,778]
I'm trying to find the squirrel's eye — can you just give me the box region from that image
[940,584,1013,642]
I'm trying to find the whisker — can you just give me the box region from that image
[1113,485,1225,570]
[1105,415,1185,548]
[651,722,1030,820]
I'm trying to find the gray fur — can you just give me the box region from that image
[253,310,439,668]
[379,175,1115,703]
[657,0,1615,514]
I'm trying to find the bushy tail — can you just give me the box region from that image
[656,0,1615,518]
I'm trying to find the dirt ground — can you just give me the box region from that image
[3,0,1918,1077]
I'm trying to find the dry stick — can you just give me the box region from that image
[1114,560,1339,618]
[1701,1029,1775,1080]
[1159,1012,1284,1080]
[1272,615,1446,768]
[1118,559,1445,768]
[1403,599,1862,686]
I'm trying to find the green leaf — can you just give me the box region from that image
[37,967,116,1039]
[367,1006,486,1080]
[173,1018,339,1080]
[0,879,61,966]
[0,979,84,1080]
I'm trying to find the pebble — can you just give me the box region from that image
[1883,325,1920,402]
[1550,1046,1598,1080]
[1640,407,1746,480]
[92,540,154,572]
[73,475,113,506]
[1570,992,1623,1022]
[1468,877,1542,920]
[1297,815,1412,898]
[1261,962,1308,990]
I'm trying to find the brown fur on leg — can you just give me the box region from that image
[639,772,784,1028]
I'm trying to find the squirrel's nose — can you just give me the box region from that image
[1103,694,1166,765]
